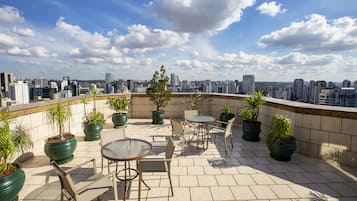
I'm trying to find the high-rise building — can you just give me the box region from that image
[105,73,114,83]
[335,88,356,107]
[1,72,14,98]
[293,79,304,101]
[170,73,179,86]
[319,89,336,106]
[353,81,357,89]
[311,80,327,104]
[33,78,48,88]
[242,75,255,94]
[9,80,29,105]
[309,80,315,103]
[342,79,351,87]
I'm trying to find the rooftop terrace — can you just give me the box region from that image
[6,93,357,200]
[20,119,357,201]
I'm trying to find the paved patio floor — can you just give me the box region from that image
[19,119,357,201]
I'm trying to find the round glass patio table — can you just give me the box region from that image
[186,115,215,149]
[101,138,152,201]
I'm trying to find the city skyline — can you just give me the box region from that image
[0,0,357,81]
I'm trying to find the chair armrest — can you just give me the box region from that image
[215,120,228,124]
[65,158,96,174]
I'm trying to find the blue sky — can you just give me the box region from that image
[0,0,356,82]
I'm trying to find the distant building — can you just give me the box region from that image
[293,79,304,101]
[312,81,327,104]
[308,80,315,103]
[9,80,29,105]
[342,79,351,87]
[1,72,14,98]
[170,73,179,87]
[335,88,356,107]
[242,75,255,94]
[319,89,336,106]
[353,81,357,89]
[33,78,48,88]
[105,73,114,83]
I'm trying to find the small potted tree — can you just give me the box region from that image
[266,114,296,161]
[80,91,105,141]
[0,106,32,201]
[106,96,130,127]
[219,104,235,127]
[146,65,172,124]
[44,100,77,164]
[239,91,265,141]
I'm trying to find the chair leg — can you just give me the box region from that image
[101,156,103,172]
[230,134,233,149]
[224,138,227,155]
[60,190,64,201]
[168,170,174,196]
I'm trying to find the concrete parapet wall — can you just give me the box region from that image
[7,93,357,168]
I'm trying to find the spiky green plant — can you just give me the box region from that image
[239,91,265,123]
[47,100,72,139]
[0,107,33,177]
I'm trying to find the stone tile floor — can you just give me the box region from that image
[19,119,357,201]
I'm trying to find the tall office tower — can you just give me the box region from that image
[313,81,327,104]
[354,81,357,89]
[319,89,336,106]
[49,81,58,91]
[127,80,135,92]
[105,73,114,83]
[170,73,179,86]
[9,80,29,105]
[33,78,48,88]
[293,79,304,101]
[335,88,356,107]
[309,80,315,103]
[242,75,255,94]
[1,72,14,98]
[328,81,335,88]
[342,79,351,87]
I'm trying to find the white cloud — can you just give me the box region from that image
[30,46,51,57]
[12,27,35,37]
[0,6,24,24]
[149,0,255,33]
[7,46,31,56]
[115,24,189,52]
[56,17,110,48]
[0,33,23,47]
[257,1,287,17]
[258,14,357,52]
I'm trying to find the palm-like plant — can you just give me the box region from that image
[0,107,33,177]
[47,100,72,140]
[239,91,265,123]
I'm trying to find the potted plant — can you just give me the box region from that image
[44,100,77,164]
[80,92,105,141]
[266,114,296,161]
[239,91,265,141]
[0,106,32,201]
[219,104,235,127]
[106,96,130,127]
[146,65,172,124]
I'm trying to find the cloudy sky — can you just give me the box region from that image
[0,0,356,82]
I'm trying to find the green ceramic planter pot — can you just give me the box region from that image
[0,163,25,201]
[152,111,164,124]
[268,137,297,161]
[44,134,77,164]
[219,113,235,127]
[84,122,103,141]
[112,113,128,127]
[242,120,261,142]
